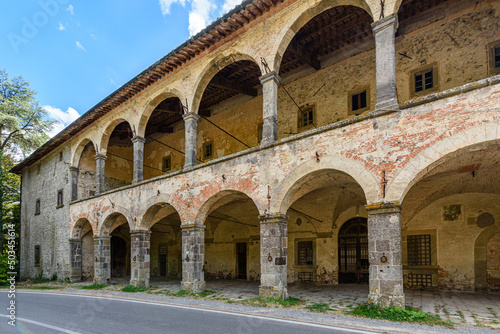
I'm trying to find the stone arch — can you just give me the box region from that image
[71,217,97,239]
[136,88,185,138]
[99,118,133,154]
[139,194,182,230]
[189,52,262,115]
[99,207,134,236]
[195,189,264,225]
[273,155,380,213]
[271,0,375,72]
[386,122,500,202]
[474,224,500,291]
[71,138,97,167]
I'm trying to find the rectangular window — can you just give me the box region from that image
[162,156,171,172]
[35,245,41,267]
[495,46,500,69]
[407,234,431,266]
[414,69,433,92]
[351,90,367,112]
[297,241,314,265]
[57,190,63,208]
[298,106,314,128]
[203,141,213,160]
[35,199,41,215]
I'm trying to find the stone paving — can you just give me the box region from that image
[96,277,500,328]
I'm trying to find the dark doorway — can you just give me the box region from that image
[111,236,127,278]
[338,217,368,284]
[159,244,167,276]
[236,242,247,279]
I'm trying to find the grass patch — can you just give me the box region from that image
[241,297,303,308]
[347,304,454,328]
[197,290,216,297]
[23,285,58,290]
[80,284,108,290]
[305,303,335,313]
[121,285,149,292]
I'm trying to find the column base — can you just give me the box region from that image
[93,276,109,285]
[181,280,206,293]
[373,99,399,113]
[368,293,405,309]
[259,285,288,300]
[69,269,81,283]
[130,277,150,288]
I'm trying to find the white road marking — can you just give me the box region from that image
[0,314,81,333]
[6,291,379,334]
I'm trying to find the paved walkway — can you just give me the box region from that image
[84,278,500,329]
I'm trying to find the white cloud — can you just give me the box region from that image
[75,41,86,52]
[58,22,66,31]
[222,0,241,13]
[158,0,186,15]
[66,4,74,15]
[43,106,80,138]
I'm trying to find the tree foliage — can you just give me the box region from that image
[0,68,55,271]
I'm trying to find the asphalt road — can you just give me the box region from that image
[0,291,379,334]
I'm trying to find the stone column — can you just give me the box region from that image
[93,236,111,285]
[372,14,399,111]
[365,202,404,308]
[95,154,107,194]
[130,230,151,288]
[181,224,206,293]
[183,112,200,170]
[69,238,82,282]
[70,167,79,201]
[259,213,288,300]
[260,72,280,148]
[132,136,146,184]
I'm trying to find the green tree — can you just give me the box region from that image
[0,68,54,251]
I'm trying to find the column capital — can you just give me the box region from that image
[93,235,111,241]
[260,71,281,85]
[183,112,200,122]
[181,223,206,232]
[130,230,151,237]
[70,166,79,172]
[131,136,146,144]
[372,14,398,35]
[68,238,82,243]
[95,154,107,161]
[365,201,402,215]
[259,213,288,224]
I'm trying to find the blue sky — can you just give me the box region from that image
[0,0,241,137]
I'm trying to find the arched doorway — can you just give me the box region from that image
[111,236,128,278]
[338,217,368,284]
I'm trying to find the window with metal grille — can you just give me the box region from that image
[495,46,500,68]
[298,272,313,282]
[203,141,213,159]
[298,106,314,128]
[351,90,367,112]
[414,69,433,92]
[162,156,171,172]
[407,273,432,288]
[297,241,313,265]
[35,199,41,215]
[35,245,41,266]
[407,234,431,266]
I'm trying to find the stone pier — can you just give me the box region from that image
[93,236,111,285]
[130,230,151,288]
[181,224,206,293]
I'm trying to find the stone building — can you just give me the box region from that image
[12,0,500,308]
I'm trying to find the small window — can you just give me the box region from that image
[257,123,263,144]
[59,152,63,161]
[407,234,431,266]
[57,190,63,208]
[202,141,214,160]
[352,90,367,111]
[297,241,314,266]
[162,156,172,172]
[34,245,41,267]
[415,68,433,92]
[298,106,314,129]
[489,41,500,75]
[35,199,41,215]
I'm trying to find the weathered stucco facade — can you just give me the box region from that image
[13,0,500,308]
